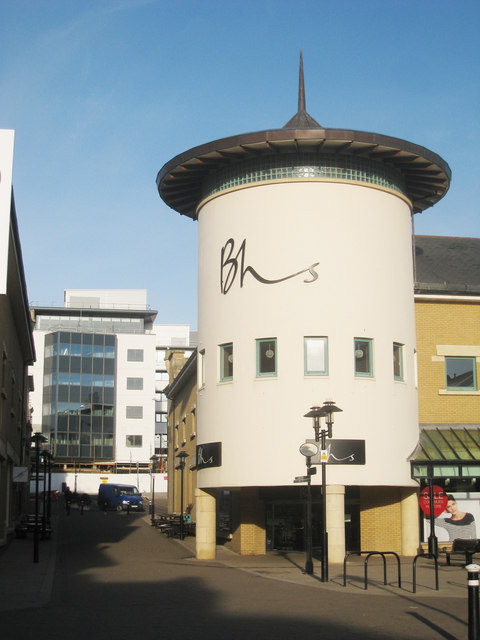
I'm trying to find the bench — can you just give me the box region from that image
[15,515,52,540]
[153,514,195,538]
[440,539,480,566]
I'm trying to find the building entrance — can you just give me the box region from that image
[266,501,323,551]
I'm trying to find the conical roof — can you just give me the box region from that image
[157,55,451,219]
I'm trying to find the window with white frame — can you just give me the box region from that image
[126,406,143,419]
[127,349,144,362]
[393,343,404,381]
[126,377,143,390]
[219,343,233,381]
[445,357,476,390]
[126,435,142,447]
[256,338,277,377]
[354,338,373,377]
[304,337,328,375]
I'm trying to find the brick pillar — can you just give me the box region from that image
[230,487,265,555]
[195,488,216,560]
[401,487,420,556]
[360,487,402,554]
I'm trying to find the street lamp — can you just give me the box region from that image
[299,441,319,575]
[304,401,342,582]
[41,450,53,538]
[30,432,47,563]
[150,454,159,526]
[175,451,189,540]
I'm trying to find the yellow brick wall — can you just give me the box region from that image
[360,487,403,554]
[415,300,480,423]
[229,487,266,555]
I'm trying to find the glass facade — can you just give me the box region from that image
[203,153,406,200]
[43,331,116,461]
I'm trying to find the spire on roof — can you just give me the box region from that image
[283,51,322,130]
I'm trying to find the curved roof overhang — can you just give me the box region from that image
[157,127,451,220]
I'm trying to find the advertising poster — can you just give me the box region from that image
[424,491,480,542]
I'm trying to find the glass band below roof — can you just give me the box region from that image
[202,153,406,200]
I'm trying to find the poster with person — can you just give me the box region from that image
[424,492,480,542]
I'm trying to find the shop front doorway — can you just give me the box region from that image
[266,501,323,551]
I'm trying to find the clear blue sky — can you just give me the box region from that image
[1,0,479,329]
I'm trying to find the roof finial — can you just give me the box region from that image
[298,50,306,113]
[283,51,321,129]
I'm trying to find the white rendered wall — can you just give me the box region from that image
[115,333,156,463]
[196,181,418,489]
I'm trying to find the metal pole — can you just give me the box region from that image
[180,461,185,540]
[33,442,40,563]
[320,429,328,582]
[466,564,480,640]
[42,453,47,538]
[305,457,313,575]
[46,454,52,523]
[151,474,156,525]
[427,471,438,557]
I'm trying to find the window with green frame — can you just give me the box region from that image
[354,338,373,377]
[304,337,328,375]
[256,338,277,377]
[393,343,404,381]
[445,357,476,390]
[219,343,233,381]
[198,350,206,388]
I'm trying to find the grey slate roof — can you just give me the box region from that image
[414,235,480,295]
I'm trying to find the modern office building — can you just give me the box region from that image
[30,289,158,472]
[0,130,35,545]
[157,56,451,559]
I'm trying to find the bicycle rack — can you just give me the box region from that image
[412,553,438,593]
[343,550,401,590]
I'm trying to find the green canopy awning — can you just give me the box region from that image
[409,425,480,479]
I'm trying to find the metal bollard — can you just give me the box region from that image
[466,564,480,640]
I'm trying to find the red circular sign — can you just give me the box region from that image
[419,485,448,517]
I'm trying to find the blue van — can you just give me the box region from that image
[97,483,144,512]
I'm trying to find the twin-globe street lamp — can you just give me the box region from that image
[31,432,47,563]
[301,401,343,583]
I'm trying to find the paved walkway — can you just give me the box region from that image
[0,505,474,612]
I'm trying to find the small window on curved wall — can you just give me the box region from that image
[393,343,404,381]
[256,338,277,377]
[304,337,328,375]
[354,338,373,377]
[445,357,476,390]
[219,343,233,381]
[199,350,206,388]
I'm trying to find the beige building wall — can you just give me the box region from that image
[416,298,480,423]
[166,351,197,519]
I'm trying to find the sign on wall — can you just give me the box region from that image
[307,439,366,465]
[419,485,448,517]
[424,491,480,542]
[196,442,222,470]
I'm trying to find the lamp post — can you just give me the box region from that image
[150,454,159,525]
[176,451,189,540]
[426,463,438,557]
[299,441,319,575]
[304,401,342,583]
[31,433,47,563]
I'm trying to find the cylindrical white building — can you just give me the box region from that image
[157,59,450,559]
